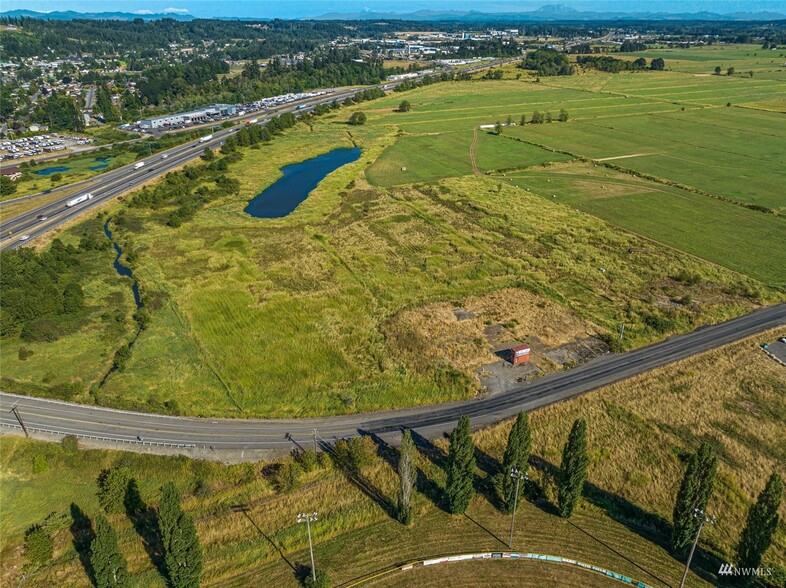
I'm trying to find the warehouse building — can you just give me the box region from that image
[139,104,236,130]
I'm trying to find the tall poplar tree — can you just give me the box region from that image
[500,412,531,513]
[159,482,202,588]
[91,514,130,588]
[557,418,589,518]
[736,472,783,576]
[396,429,417,525]
[671,441,718,554]
[445,415,476,515]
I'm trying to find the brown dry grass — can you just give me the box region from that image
[384,288,600,376]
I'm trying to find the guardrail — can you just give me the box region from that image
[0,422,195,449]
[341,551,655,588]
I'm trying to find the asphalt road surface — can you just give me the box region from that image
[2,303,783,452]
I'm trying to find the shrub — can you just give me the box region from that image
[62,435,79,454]
[24,525,53,565]
[18,346,34,361]
[296,448,319,472]
[274,462,303,493]
[304,569,331,588]
[333,436,376,473]
[32,453,49,474]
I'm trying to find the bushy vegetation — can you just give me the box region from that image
[0,239,97,341]
[577,55,651,72]
[518,49,573,76]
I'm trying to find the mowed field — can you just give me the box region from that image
[363,46,786,288]
[2,332,784,587]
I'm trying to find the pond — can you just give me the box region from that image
[36,165,70,176]
[244,147,361,218]
[88,157,111,171]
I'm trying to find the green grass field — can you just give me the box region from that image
[2,333,783,587]
[2,44,784,416]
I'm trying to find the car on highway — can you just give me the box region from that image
[161,153,169,159]
[19,235,30,241]
[36,214,48,221]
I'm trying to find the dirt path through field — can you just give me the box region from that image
[595,153,655,161]
[469,127,481,174]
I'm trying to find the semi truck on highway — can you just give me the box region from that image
[199,134,213,143]
[133,161,145,170]
[66,193,93,207]
[245,119,258,126]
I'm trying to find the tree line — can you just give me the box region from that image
[518,49,573,76]
[577,55,664,73]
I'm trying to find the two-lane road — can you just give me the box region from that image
[2,303,783,454]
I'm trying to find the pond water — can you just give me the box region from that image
[103,221,142,309]
[88,157,111,171]
[244,147,361,218]
[36,165,70,176]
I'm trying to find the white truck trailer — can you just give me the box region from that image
[66,193,93,207]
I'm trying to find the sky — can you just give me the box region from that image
[4,0,785,18]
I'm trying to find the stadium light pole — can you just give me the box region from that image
[679,508,715,588]
[508,468,528,549]
[297,511,318,583]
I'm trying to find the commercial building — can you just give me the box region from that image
[139,103,236,130]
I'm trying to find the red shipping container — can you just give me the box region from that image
[510,344,531,365]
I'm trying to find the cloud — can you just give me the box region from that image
[163,7,190,13]
[134,9,154,14]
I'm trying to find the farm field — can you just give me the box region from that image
[2,44,785,417]
[500,161,786,286]
[2,332,783,587]
[72,133,773,416]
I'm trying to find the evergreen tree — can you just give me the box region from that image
[91,514,130,588]
[396,429,417,525]
[500,412,531,513]
[159,482,202,588]
[671,441,718,554]
[98,467,132,514]
[736,473,783,577]
[557,418,589,518]
[445,414,476,514]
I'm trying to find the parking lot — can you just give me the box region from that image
[0,134,93,162]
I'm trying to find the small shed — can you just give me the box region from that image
[509,344,531,365]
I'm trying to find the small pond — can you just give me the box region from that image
[36,165,71,176]
[88,157,111,171]
[244,147,360,218]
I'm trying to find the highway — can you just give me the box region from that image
[1,302,783,453]
[0,57,520,251]
[0,86,366,250]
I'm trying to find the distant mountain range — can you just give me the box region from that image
[312,5,786,22]
[1,5,785,23]
[0,9,196,22]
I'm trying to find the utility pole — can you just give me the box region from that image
[508,468,528,549]
[312,429,318,455]
[10,405,29,438]
[618,323,625,342]
[679,508,715,588]
[297,511,318,583]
